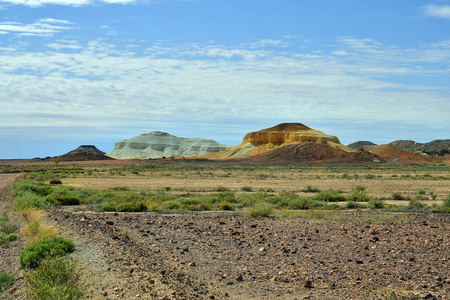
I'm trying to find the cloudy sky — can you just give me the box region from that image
[1,0,449,158]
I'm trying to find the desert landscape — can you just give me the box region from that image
[1,123,449,299]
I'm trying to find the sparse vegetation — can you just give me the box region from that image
[19,236,75,268]
[0,213,18,247]
[0,269,14,293]
[244,202,274,218]
[25,256,83,300]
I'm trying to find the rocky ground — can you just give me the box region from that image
[47,210,449,300]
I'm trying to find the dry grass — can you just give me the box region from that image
[20,209,58,246]
[21,208,45,223]
[61,167,450,204]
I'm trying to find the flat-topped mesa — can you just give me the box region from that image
[107,131,234,159]
[200,123,348,159]
[243,123,341,145]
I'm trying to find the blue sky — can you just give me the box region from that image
[1,0,449,159]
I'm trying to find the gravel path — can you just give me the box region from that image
[48,210,450,300]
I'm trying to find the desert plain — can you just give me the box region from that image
[1,158,449,299]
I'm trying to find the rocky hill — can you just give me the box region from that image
[347,141,376,149]
[107,131,233,159]
[58,145,113,161]
[389,140,450,156]
[201,123,349,159]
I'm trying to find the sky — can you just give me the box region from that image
[0,0,449,159]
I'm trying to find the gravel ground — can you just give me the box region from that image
[47,210,450,300]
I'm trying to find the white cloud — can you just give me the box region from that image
[0,0,91,7]
[0,0,142,6]
[0,19,73,36]
[423,5,450,20]
[0,36,449,153]
[0,39,449,142]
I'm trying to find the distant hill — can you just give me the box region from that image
[389,140,450,156]
[107,131,233,159]
[347,141,376,149]
[201,123,349,159]
[58,145,113,161]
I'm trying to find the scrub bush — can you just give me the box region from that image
[19,236,75,268]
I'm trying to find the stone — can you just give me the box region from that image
[304,279,313,288]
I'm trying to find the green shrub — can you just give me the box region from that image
[443,194,450,213]
[160,200,181,211]
[219,201,234,211]
[19,236,75,268]
[346,201,366,209]
[179,198,210,211]
[368,199,386,209]
[0,232,18,247]
[236,193,258,207]
[241,186,253,192]
[409,200,426,210]
[244,202,274,218]
[47,195,81,206]
[73,188,96,202]
[288,197,322,210]
[211,191,237,204]
[14,192,51,211]
[1,213,18,235]
[213,186,231,192]
[25,255,83,300]
[110,186,131,191]
[314,190,346,202]
[12,181,53,197]
[392,192,406,200]
[347,186,371,202]
[0,269,14,293]
[301,185,321,193]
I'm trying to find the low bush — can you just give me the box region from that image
[277,192,322,210]
[1,212,18,235]
[25,255,83,300]
[346,187,371,202]
[392,192,407,200]
[243,202,274,218]
[219,201,234,211]
[213,186,231,192]
[346,201,366,209]
[101,201,147,212]
[443,194,450,213]
[301,185,321,193]
[47,195,81,206]
[19,236,75,268]
[14,192,52,211]
[12,181,54,197]
[368,199,386,209]
[409,200,426,210]
[241,186,253,192]
[314,190,346,202]
[0,232,18,247]
[0,269,14,293]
